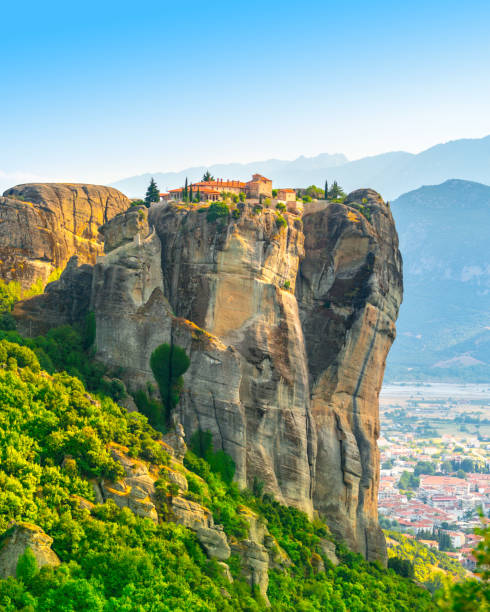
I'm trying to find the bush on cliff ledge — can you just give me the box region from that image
[206,201,229,222]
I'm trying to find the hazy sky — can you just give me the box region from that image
[2,0,490,190]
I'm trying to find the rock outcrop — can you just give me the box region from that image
[14,191,402,563]
[0,523,60,578]
[0,183,130,290]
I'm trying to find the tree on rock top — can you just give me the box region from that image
[145,178,160,207]
[328,180,346,200]
[202,170,214,182]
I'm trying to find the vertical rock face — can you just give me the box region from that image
[297,191,402,560]
[13,191,402,562]
[0,183,131,289]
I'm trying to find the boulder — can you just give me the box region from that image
[0,523,60,579]
[0,183,130,290]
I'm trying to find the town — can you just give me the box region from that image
[378,382,490,572]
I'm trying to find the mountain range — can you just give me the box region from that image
[112,135,490,200]
[386,178,490,381]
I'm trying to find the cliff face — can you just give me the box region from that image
[0,183,130,289]
[13,191,402,562]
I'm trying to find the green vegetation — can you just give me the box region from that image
[385,531,466,593]
[0,329,486,610]
[397,470,420,490]
[149,343,190,426]
[349,201,373,222]
[144,177,160,207]
[275,202,286,212]
[304,185,324,200]
[327,180,346,200]
[0,312,129,404]
[0,268,62,319]
[202,170,214,181]
[206,201,229,222]
[275,214,287,229]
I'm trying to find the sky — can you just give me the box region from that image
[1,0,490,191]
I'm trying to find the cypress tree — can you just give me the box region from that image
[144,178,160,207]
[189,185,193,202]
[184,177,188,202]
[324,179,328,199]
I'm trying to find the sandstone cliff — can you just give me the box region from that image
[13,191,402,563]
[0,183,130,289]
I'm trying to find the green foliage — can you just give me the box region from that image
[386,530,465,592]
[82,312,96,350]
[276,214,287,229]
[134,389,167,433]
[388,556,415,578]
[149,343,190,426]
[202,170,214,181]
[0,332,468,611]
[130,199,146,207]
[0,270,62,319]
[144,177,159,206]
[349,201,373,221]
[436,513,490,610]
[0,280,22,313]
[16,548,38,583]
[304,185,324,199]
[206,201,229,222]
[276,202,286,212]
[239,191,246,202]
[189,430,236,485]
[0,322,121,401]
[327,180,346,200]
[397,470,420,490]
[272,189,278,197]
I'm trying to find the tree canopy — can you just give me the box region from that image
[144,177,160,206]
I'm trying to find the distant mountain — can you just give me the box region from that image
[386,179,490,381]
[112,135,490,200]
[111,153,348,197]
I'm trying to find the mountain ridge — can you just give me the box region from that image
[387,178,490,381]
[112,135,490,199]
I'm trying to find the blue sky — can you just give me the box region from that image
[1,0,490,190]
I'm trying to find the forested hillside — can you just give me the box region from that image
[0,329,444,611]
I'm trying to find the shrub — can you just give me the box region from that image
[16,548,38,583]
[275,202,286,212]
[388,556,415,579]
[206,202,229,223]
[149,343,190,426]
[276,214,287,229]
